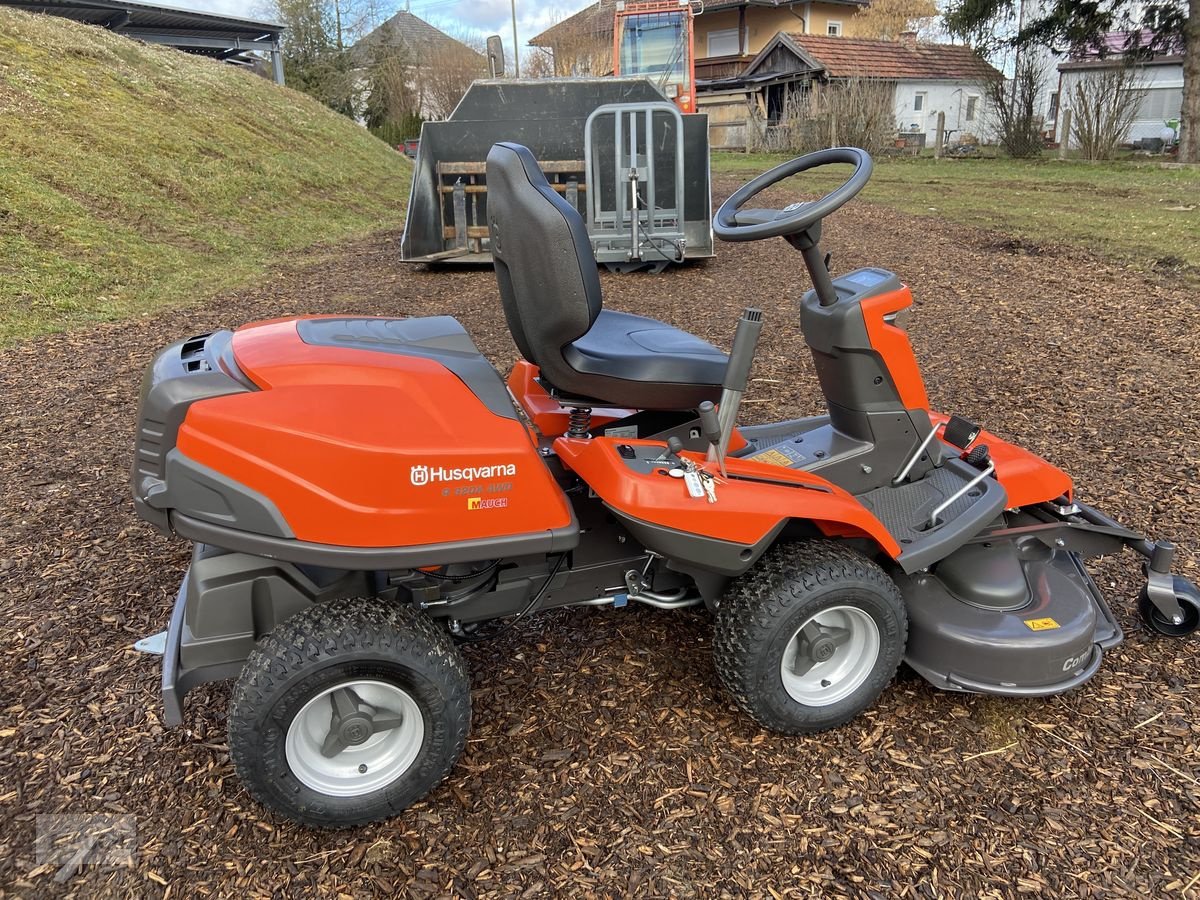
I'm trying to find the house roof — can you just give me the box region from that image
[1057,29,1184,71]
[769,33,999,81]
[530,0,866,48]
[355,10,481,60]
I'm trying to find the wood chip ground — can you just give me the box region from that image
[1,182,1197,897]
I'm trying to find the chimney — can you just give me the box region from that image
[898,31,918,49]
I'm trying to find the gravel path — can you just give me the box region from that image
[2,183,1198,897]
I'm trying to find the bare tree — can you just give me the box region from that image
[983,53,1046,157]
[752,79,897,156]
[523,46,556,79]
[845,0,939,40]
[273,0,392,115]
[363,42,420,135]
[416,36,487,120]
[541,15,612,77]
[1069,64,1147,160]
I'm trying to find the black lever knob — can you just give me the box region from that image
[666,436,685,460]
[698,401,721,446]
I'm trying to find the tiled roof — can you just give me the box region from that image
[530,0,867,48]
[357,10,481,59]
[1058,29,1184,68]
[787,34,999,81]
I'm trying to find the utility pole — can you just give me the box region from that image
[511,0,520,77]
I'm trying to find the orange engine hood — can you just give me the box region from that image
[174,316,573,549]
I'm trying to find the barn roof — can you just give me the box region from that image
[746,33,999,82]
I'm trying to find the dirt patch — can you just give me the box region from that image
[984,236,1054,257]
[2,181,1198,897]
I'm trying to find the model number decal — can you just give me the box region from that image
[411,463,517,486]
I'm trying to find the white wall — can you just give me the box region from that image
[893,80,990,144]
[1059,62,1185,146]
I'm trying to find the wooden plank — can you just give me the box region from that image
[436,159,584,176]
[443,225,490,239]
[436,161,486,175]
[437,183,586,195]
[420,249,472,261]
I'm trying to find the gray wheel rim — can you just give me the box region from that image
[779,605,880,707]
[285,680,424,798]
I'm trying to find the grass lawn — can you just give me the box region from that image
[712,153,1200,277]
[0,9,412,345]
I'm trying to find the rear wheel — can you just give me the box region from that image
[714,540,907,734]
[228,598,470,827]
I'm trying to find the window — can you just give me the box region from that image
[1047,91,1060,121]
[913,92,926,112]
[1137,87,1183,121]
[826,20,842,36]
[965,95,978,121]
[707,27,740,57]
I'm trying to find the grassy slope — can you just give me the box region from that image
[713,153,1200,275]
[0,8,412,344]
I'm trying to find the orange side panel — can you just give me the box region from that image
[177,320,572,548]
[554,437,901,558]
[860,286,930,412]
[930,413,1072,508]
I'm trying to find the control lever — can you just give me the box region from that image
[709,308,763,472]
[666,435,686,462]
[665,436,706,499]
[697,401,725,476]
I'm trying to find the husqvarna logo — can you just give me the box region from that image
[410,462,517,485]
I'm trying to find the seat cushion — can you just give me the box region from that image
[559,310,728,409]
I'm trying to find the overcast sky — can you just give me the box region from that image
[185,0,576,68]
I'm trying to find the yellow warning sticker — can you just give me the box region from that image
[751,449,794,467]
[1024,617,1060,631]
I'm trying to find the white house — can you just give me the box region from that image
[702,33,1001,149]
[1057,32,1185,147]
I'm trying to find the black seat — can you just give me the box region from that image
[486,142,726,410]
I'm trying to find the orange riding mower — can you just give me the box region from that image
[131,144,1198,827]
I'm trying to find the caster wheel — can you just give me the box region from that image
[713,540,908,734]
[228,598,470,828]
[1138,585,1200,637]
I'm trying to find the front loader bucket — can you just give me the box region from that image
[399,78,713,271]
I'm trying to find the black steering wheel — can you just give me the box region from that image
[713,147,873,243]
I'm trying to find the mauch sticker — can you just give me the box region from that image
[468,497,509,510]
[1024,617,1060,631]
[749,444,805,467]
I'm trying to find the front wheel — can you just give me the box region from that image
[228,598,470,827]
[1138,583,1200,637]
[713,541,907,734]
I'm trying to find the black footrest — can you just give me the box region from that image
[856,458,1007,573]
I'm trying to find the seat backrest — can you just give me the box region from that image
[486,143,602,387]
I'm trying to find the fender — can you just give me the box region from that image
[928,413,1072,508]
[553,436,900,575]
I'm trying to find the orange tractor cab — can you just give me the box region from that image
[614,0,697,114]
[131,145,1199,828]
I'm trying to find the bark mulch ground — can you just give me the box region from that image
[2,180,1198,898]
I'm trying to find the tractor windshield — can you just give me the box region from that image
[618,10,688,102]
